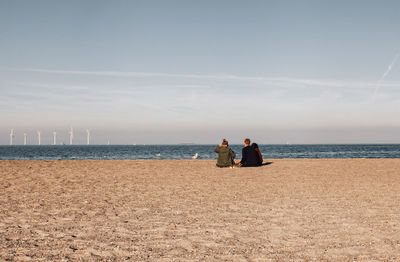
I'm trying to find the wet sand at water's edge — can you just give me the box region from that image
[1,159,400,261]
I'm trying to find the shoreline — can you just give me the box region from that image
[1,158,400,162]
[2,157,400,160]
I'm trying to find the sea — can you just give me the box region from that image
[1,144,400,160]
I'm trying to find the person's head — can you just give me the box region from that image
[251,143,258,149]
[222,138,228,147]
[244,138,251,146]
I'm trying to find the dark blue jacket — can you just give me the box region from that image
[240,146,261,167]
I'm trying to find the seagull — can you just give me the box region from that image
[156,153,161,157]
[192,153,199,159]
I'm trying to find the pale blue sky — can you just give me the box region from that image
[1,0,399,144]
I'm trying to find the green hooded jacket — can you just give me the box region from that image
[214,146,236,167]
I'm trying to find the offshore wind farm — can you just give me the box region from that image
[6,127,96,146]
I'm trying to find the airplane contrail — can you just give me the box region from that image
[373,53,399,100]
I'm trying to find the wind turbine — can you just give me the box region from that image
[37,131,41,145]
[86,129,90,145]
[24,133,27,145]
[9,129,15,145]
[69,127,73,145]
[53,131,57,145]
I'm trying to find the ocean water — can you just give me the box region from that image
[1,144,400,160]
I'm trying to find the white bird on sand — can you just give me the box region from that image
[192,153,199,159]
[156,153,161,157]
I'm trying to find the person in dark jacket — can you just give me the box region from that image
[214,139,236,168]
[239,138,261,167]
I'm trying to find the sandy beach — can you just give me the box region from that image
[1,159,400,261]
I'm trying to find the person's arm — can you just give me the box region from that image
[214,145,220,153]
[240,147,247,164]
[230,149,236,159]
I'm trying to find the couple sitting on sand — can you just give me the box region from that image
[214,138,263,168]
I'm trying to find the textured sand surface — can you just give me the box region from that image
[1,159,400,261]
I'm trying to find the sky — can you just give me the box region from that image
[1,0,400,144]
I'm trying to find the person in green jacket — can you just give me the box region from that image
[214,139,236,168]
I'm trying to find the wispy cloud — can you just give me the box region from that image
[12,68,265,80]
[9,68,400,90]
[373,53,399,100]
[13,82,90,91]
[381,54,399,80]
